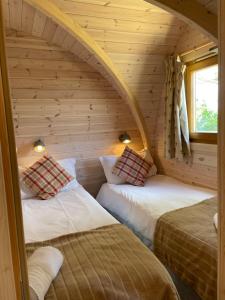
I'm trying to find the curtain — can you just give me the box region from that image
[164,55,191,161]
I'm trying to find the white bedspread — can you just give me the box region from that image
[23,185,118,243]
[96,175,216,242]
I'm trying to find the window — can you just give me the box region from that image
[186,56,218,144]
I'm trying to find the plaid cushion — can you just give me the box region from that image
[21,155,73,200]
[112,147,152,186]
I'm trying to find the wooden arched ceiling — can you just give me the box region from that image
[145,0,217,41]
[3,0,153,149]
[196,0,217,15]
[3,0,217,150]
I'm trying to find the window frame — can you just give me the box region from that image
[186,56,218,144]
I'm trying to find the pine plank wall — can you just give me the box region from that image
[5,0,218,196]
[153,27,218,189]
[6,33,143,196]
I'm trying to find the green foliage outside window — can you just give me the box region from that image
[196,103,218,132]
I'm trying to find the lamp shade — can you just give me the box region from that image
[33,139,45,153]
[119,133,131,144]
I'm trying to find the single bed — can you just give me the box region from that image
[96,174,216,245]
[154,197,217,300]
[96,174,217,300]
[22,184,118,243]
[23,184,179,300]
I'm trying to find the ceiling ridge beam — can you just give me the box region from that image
[24,0,149,149]
[145,0,218,42]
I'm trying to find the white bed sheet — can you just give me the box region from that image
[22,184,118,243]
[96,175,216,242]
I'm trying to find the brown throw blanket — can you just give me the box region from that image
[154,198,217,300]
[26,224,179,300]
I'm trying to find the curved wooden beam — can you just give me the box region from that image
[145,0,218,42]
[24,0,149,149]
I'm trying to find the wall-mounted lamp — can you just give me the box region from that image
[119,133,131,144]
[33,139,46,153]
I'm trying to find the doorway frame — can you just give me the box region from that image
[0,0,224,299]
[0,1,29,299]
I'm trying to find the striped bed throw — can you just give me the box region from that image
[154,197,217,300]
[26,224,179,300]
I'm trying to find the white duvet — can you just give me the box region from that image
[96,175,216,242]
[22,184,118,243]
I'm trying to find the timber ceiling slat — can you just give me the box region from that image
[4,0,154,148]
[145,0,217,40]
[3,0,218,151]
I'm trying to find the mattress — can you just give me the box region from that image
[96,175,216,242]
[22,184,118,243]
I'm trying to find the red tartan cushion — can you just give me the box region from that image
[112,147,152,186]
[21,155,73,200]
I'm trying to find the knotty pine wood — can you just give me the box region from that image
[144,0,217,41]
[6,35,144,196]
[3,0,197,153]
[3,0,188,165]
[218,0,225,298]
[45,0,217,147]
[0,145,17,300]
[196,0,217,15]
[176,26,216,55]
[0,2,29,297]
[4,0,150,148]
[46,0,188,148]
[1,0,220,298]
[4,0,218,191]
[152,27,218,190]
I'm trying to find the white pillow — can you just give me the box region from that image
[99,156,126,184]
[58,158,79,192]
[138,149,157,177]
[19,157,78,199]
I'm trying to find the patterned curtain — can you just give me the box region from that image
[164,55,191,161]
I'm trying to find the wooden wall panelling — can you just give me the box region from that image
[32,10,46,37]
[4,0,192,156]
[196,0,217,15]
[21,2,35,33]
[144,0,217,40]
[7,34,143,195]
[79,29,180,45]
[2,0,9,28]
[179,42,216,64]
[0,144,17,300]
[144,20,217,190]
[41,0,216,189]
[5,0,219,190]
[176,26,216,55]
[8,0,22,30]
[0,1,29,298]
[218,0,225,298]
[51,0,218,16]
[51,0,165,12]
[48,0,188,148]
[2,0,149,149]
[53,0,183,24]
[1,0,220,297]
[21,0,149,148]
[153,88,218,189]
[97,41,176,55]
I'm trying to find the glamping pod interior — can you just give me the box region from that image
[0,0,223,300]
